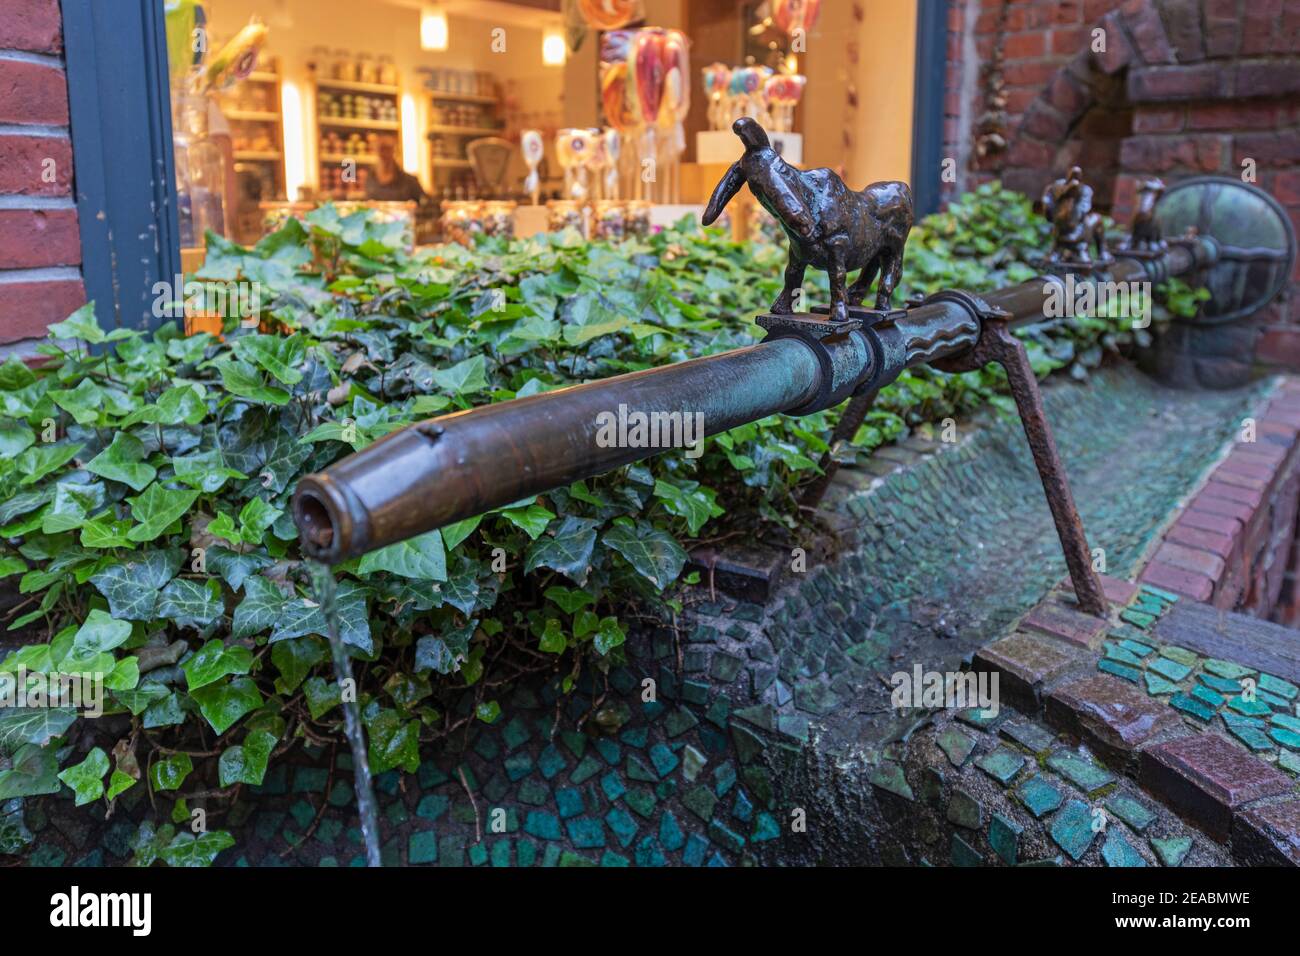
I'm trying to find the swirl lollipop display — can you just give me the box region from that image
[728,65,772,127]
[556,127,598,201]
[702,63,732,131]
[773,0,822,36]
[600,128,621,200]
[520,129,544,206]
[577,0,644,30]
[763,72,806,133]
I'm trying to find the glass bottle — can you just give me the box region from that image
[174,93,227,247]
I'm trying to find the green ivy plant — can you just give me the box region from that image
[0,185,1196,864]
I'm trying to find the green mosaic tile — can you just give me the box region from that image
[1144,672,1180,696]
[468,842,489,866]
[626,755,658,783]
[708,819,745,853]
[1159,645,1199,667]
[634,836,667,867]
[604,808,637,848]
[682,833,709,866]
[490,839,512,868]
[570,754,603,785]
[1227,722,1274,752]
[1000,720,1055,754]
[1270,727,1300,750]
[1257,688,1291,710]
[1190,684,1225,709]
[868,761,915,801]
[625,788,656,819]
[501,716,531,751]
[1279,749,1300,776]
[682,785,719,822]
[1101,830,1147,867]
[560,730,587,760]
[1118,639,1155,658]
[1104,793,1155,833]
[1260,673,1299,701]
[1147,656,1191,682]
[537,744,568,780]
[517,839,537,867]
[524,811,562,841]
[503,752,534,781]
[989,813,1022,865]
[709,652,745,683]
[565,816,606,849]
[951,833,982,867]
[1227,696,1271,718]
[1150,835,1192,867]
[1222,711,1265,731]
[1120,608,1155,630]
[713,761,736,796]
[975,748,1026,786]
[947,789,983,830]
[293,767,329,793]
[1104,643,1145,667]
[555,787,585,819]
[1273,713,1300,735]
[1047,752,1115,793]
[648,742,679,778]
[1140,583,1180,604]
[1204,659,1254,681]
[1170,692,1217,722]
[599,850,629,867]
[1050,799,1099,861]
[1099,659,1141,683]
[956,707,999,730]
[752,811,780,842]
[937,726,976,767]
[408,830,438,865]
[659,811,685,851]
[682,745,707,782]
[1198,672,1244,694]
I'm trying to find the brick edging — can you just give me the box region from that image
[1137,376,1300,615]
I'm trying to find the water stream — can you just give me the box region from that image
[308,560,383,867]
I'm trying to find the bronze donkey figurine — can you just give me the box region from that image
[702,117,913,322]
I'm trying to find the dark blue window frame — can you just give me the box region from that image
[61,0,181,333]
[911,0,949,218]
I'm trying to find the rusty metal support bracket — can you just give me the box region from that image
[935,303,1108,617]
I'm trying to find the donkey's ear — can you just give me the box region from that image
[702,162,746,226]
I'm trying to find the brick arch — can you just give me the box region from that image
[985,0,1300,227]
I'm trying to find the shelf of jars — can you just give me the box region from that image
[310,50,402,200]
[422,68,502,201]
[218,57,285,242]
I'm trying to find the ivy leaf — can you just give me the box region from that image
[653,478,724,535]
[543,585,595,615]
[500,502,555,540]
[357,529,447,581]
[303,676,342,720]
[0,556,25,579]
[190,677,263,735]
[538,618,567,653]
[0,743,61,799]
[182,638,254,691]
[440,514,481,551]
[593,616,626,656]
[206,546,271,591]
[50,379,107,425]
[171,450,247,493]
[214,359,290,406]
[106,769,138,801]
[111,682,169,717]
[237,495,282,545]
[230,575,287,640]
[602,520,688,591]
[125,484,200,542]
[232,333,306,385]
[431,355,487,395]
[80,514,134,549]
[70,608,132,658]
[17,442,84,486]
[525,516,598,585]
[218,729,278,787]
[150,752,193,791]
[120,384,207,427]
[476,700,501,723]
[270,637,326,695]
[440,557,480,616]
[0,706,77,751]
[89,548,183,620]
[159,830,235,867]
[84,433,156,492]
[57,747,110,806]
[48,302,107,344]
[0,421,35,458]
[157,578,224,629]
[41,480,105,534]
[363,708,420,773]
[414,620,475,675]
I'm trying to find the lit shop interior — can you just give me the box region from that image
[165,0,921,258]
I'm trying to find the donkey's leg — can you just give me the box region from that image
[828,250,849,322]
[847,256,880,308]
[771,255,806,314]
[874,249,904,311]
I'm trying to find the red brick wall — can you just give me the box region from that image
[943,0,1300,348]
[1139,379,1300,623]
[0,0,85,349]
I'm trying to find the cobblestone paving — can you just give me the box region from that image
[5,366,1278,866]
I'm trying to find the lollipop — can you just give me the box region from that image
[658,30,690,127]
[629,30,666,130]
[773,0,822,36]
[763,73,806,132]
[601,128,621,200]
[577,0,644,30]
[701,63,732,131]
[600,61,637,133]
[196,18,269,93]
[556,127,598,201]
[520,129,544,205]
